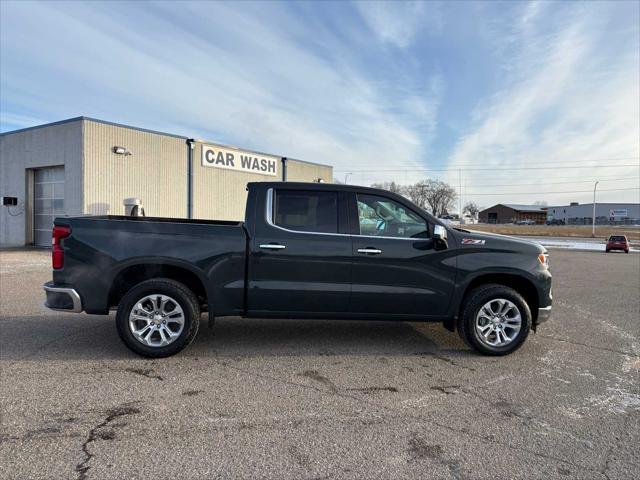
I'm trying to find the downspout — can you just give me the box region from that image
[281,157,287,182]
[186,139,195,219]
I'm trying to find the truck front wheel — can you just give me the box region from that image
[458,284,531,356]
[116,279,200,358]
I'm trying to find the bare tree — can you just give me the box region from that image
[533,200,548,206]
[370,181,404,195]
[463,201,480,219]
[404,180,429,209]
[422,179,457,217]
[371,179,457,217]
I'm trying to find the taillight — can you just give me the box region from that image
[52,225,71,269]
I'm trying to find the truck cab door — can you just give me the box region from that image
[247,187,352,316]
[349,192,456,318]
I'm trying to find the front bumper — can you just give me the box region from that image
[537,306,552,324]
[43,282,82,312]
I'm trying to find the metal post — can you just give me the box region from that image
[344,173,352,184]
[592,181,599,238]
[186,139,194,219]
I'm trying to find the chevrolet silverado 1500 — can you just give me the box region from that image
[44,182,552,357]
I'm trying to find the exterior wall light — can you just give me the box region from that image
[113,146,132,155]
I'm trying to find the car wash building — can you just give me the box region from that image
[0,117,333,247]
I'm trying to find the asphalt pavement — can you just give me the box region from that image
[0,248,638,479]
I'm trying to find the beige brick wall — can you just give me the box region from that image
[192,142,283,221]
[82,120,187,218]
[286,159,332,183]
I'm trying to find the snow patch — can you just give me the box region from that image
[586,387,640,415]
[622,356,640,373]
[528,237,639,252]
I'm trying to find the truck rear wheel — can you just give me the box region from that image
[458,284,531,356]
[116,278,200,358]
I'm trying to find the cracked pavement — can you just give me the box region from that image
[0,248,638,479]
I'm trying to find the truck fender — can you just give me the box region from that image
[448,268,540,321]
[108,257,214,314]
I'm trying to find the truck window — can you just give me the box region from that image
[357,194,428,238]
[274,190,338,234]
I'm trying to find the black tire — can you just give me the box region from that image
[116,278,200,358]
[625,250,629,254]
[457,284,531,356]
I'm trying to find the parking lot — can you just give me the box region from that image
[0,248,638,479]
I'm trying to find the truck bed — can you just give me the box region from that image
[52,215,248,315]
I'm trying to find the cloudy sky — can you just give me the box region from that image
[1,0,638,207]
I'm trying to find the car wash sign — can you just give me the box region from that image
[201,144,279,177]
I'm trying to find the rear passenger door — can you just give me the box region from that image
[248,188,352,315]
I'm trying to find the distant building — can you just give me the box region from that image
[547,203,640,225]
[479,204,547,224]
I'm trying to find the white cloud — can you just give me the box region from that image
[0,1,442,186]
[2,1,637,204]
[354,1,442,48]
[447,2,640,206]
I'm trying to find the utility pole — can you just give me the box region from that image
[592,181,599,238]
[344,172,352,184]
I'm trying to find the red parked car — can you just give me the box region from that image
[606,235,630,253]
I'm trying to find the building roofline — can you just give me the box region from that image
[1,116,188,140]
[2,116,333,169]
[0,116,85,137]
[81,117,188,139]
[480,203,546,212]
[548,203,640,207]
[284,156,333,170]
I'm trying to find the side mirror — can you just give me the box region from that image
[433,225,448,250]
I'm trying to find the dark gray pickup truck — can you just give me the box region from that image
[44,182,552,357]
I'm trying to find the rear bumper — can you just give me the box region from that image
[537,305,552,324]
[43,282,82,313]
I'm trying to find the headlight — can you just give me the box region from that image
[538,253,549,268]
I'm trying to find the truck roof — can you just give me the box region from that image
[248,181,392,195]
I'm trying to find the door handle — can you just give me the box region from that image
[260,243,286,250]
[357,248,382,255]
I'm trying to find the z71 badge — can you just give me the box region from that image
[462,238,486,245]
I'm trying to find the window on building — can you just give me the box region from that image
[274,190,338,234]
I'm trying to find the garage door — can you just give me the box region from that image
[34,166,65,246]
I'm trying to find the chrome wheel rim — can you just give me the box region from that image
[128,294,185,347]
[475,299,522,347]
